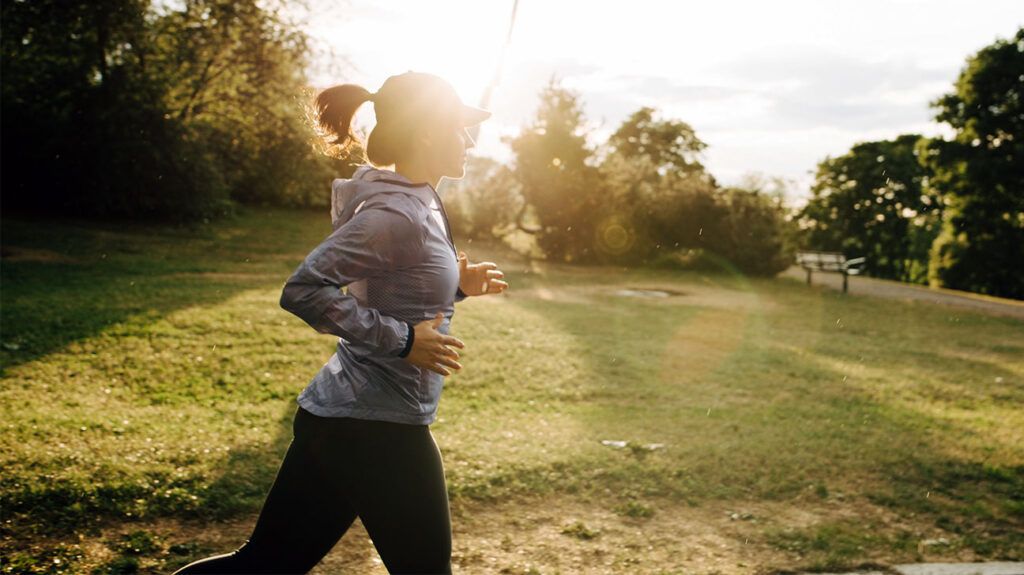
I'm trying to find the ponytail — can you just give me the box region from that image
[313,81,414,167]
[314,84,373,152]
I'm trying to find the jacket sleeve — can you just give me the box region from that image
[279,204,424,357]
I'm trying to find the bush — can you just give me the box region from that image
[714,187,795,276]
[614,174,794,276]
[444,157,523,240]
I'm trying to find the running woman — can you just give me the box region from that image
[173,71,509,575]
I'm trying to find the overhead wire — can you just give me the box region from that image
[468,0,519,144]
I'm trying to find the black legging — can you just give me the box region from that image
[173,405,452,574]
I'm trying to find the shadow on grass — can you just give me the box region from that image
[0,209,326,541]
[0,209,325,374]
[198,400,300,521]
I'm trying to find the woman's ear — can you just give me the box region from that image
[410,125,432,149]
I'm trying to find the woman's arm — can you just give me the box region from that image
[279,205,424,357]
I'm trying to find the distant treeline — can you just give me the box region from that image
[444,87,796,278]
[0,0,797,277]
[1,0,344,221]
[3,2,1018,295]
[796,29,1023,299]
[445,28,1021,295]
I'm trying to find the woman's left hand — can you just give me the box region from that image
[458,251,509,296]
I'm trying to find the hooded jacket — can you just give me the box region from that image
[279,165,467,425]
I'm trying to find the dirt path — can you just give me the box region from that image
[53,494,995,574]
[782,267,1024,320]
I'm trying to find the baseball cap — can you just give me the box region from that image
[370,71,492,128]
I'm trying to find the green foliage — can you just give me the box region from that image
[597,139,792,275]
[923,28,1024,299]
[560,520,600,540]
[2,543,84,574]
[507,82,791,275]
[506,79,604,263]
[789,29,1024,296]
[606,106,709,177]
[766,521,915,572]
[113,531,161,556]
[443,156,523,240]
[1,0,229,220]
[716,184,796,276]
[595,113,719,266]
[149,0,337,209]
[616,500,655,518]
[0,0,336,220]
[639,170,724,257]
[798,135,940,283]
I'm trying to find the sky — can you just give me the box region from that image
[298,0,1023,203]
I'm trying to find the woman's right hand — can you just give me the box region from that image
[404,312,465,376]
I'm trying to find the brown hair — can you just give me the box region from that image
[314,84,414,167]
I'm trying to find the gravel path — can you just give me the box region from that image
[782,267,1024,321]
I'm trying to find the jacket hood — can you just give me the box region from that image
[330,165,433,230]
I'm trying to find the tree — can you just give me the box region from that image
[923,28,1024,298]
[798,135,941,283]
[148,0,335,208]
[605,106,711,179]
[506,87,791,275]
[0,0,338,220]
[0,0,229,219]
[716,179,795,277]
[506,78,603,262]
[442,156,523,241]
[595,107,717,263]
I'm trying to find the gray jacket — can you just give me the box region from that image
[279,165,466,425]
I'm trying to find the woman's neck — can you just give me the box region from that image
[394,162,441,190]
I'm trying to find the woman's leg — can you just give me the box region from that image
[173,406,358,574]
[333,419,452,575]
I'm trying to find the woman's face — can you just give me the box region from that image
[421,119,476,179]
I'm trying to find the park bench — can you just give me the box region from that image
[796,251,866,294]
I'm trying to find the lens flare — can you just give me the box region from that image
[595,215,635,256]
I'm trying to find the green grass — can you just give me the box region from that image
[765,519,918,572]
[2,208,1022,572]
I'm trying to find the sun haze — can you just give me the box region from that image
[302,0,1022,201]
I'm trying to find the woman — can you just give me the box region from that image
[174,71,509,574]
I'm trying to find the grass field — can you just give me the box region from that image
[2,208,1022,574]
